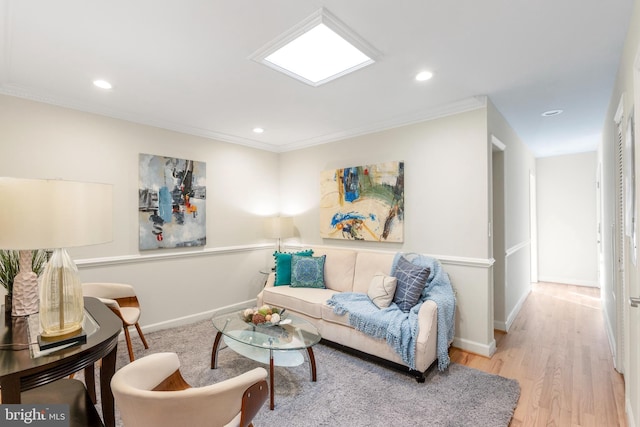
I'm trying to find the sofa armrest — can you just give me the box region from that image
[414,300,438,372]
[264,272,276,288]
[257,272,276,307]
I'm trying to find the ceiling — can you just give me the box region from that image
[0,0,633,157]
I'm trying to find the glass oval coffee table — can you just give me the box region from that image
[211,308,321,410]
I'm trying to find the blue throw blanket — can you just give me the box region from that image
[327,253,455,371]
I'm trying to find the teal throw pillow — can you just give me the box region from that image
[290,254,326,288]
[393,255,430,312]
[273,250,313,286]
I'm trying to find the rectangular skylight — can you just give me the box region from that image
[251,8,380,87]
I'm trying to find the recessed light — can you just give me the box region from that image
[541,109,563,117]
[93,79,112,90]
[251,8,381,87]
[415,71,433,82]
[253,127,264,134]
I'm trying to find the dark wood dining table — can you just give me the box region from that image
[0,297,121,427]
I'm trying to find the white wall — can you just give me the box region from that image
[537,152,598,286]
[600,2,640,424]
[280,108,491,258]
[487,101,536,332]
[278,107,499,356]
[0,94,280,328]
[0,93,535,357]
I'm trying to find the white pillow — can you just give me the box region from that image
[367,272,398,309]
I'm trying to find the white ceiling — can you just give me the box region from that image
[0,0,633,157]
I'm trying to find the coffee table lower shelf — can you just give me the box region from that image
[210,331,317,410]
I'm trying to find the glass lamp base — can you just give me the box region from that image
[39,248,84,338]
[38,327,87,350]
[39,323,83,339]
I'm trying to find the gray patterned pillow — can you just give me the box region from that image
[290,254,326,288]
[393,256,430,312]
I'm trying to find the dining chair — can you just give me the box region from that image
[82,282,149,361]
[111,352,269,427]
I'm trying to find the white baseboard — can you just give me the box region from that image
[602,303,619,371]
[452,337,496,357]
[128,299,257,339]
[132,300,497,363]
[538,276,598,287]
[627,399,636,427]
[493,320,507,331]
[494,288,531,332]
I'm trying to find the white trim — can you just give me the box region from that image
[494,286,531,332]
[75,242,495,270]
[0,82,279,152]
[76,244,273,269]
[537,276,599,287]
[628,396,638,427]
[134,297,498,360]
[452,337,496,357]
[128,299,258,338]
[0,86,485,155]
[505,240,530,257]
[277,96,487,152]
[438,255,494,268]
[491,135,506,151]
[604,302,619,370]
[615,94,625,125]
[283,243,495,269]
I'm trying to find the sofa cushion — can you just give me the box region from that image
[352,252,395,293]
[310,248,356,292]
[290,254,326,288]
[367,273,398,309]
[321,302,351,327]
[393,255,430,312]
[262,286,339,319]
[273,249,313,286]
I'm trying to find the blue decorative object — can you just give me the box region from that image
[290,255,326,288]
[273,250,313,286]
[343,167,360,202]
[327,253,455,371]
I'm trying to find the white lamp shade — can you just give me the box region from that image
[0,178,113,250]
[263,216,294,239]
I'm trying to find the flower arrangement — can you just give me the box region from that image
[242,305,284,325]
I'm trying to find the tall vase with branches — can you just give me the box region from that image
[0,250,48,311]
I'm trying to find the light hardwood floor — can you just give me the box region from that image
[450,282,627,426]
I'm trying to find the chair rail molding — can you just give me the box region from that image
[76,244,274,269]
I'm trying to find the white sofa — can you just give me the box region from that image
[257,247,439,381]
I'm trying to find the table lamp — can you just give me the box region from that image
[264,216,294,253]
[0,178,112,340]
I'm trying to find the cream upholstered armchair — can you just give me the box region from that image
[82,282,149,361]
[111,352,269,427]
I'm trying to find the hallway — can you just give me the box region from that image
[451,282,626,426]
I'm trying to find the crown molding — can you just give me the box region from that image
[276,96,487,152]
[0,83,281,152]
[0,83,487,154]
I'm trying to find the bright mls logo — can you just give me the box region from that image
[2,405,69,426]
